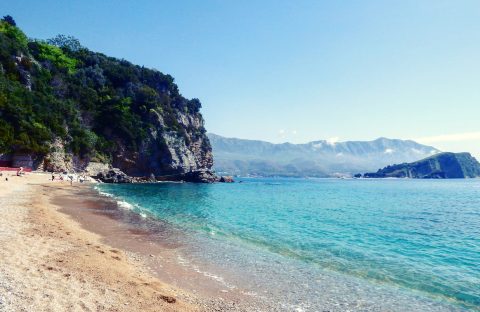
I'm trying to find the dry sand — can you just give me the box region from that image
[0,172,226,312]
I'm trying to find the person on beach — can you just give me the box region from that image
[51,174,55,181]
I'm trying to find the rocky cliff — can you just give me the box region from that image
[0,17,215,182]
[103,108,214,182]
[362,152,480,179]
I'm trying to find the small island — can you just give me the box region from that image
[358,152,480,179]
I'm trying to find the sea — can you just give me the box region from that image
[95,178,480,311]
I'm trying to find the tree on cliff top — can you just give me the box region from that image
[47,34,83,52]
[2,15,16,27]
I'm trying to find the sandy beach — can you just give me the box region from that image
[0,172,236,312]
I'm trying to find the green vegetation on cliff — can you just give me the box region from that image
[0,16,207,163]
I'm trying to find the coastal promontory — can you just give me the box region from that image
[361,152,480,179]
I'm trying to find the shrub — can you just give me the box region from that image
[34,41,77,74]
[0,21,28,48]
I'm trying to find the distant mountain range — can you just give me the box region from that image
[208,133,440,177]
[362,152,480,179]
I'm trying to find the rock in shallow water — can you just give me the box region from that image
[95,168,133,183]
[219,176,234,183]
[182,170,218,183]
[95,168,219,184]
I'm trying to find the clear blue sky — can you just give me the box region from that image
[3,0,480,157]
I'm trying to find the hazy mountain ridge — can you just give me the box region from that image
[208,133,440,177]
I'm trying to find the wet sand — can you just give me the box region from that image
[52,184,259,310]
[0,172,250,311]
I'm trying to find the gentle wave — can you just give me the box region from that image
[117,200,134,210]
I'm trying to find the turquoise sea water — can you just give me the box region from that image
[97,178,480,311]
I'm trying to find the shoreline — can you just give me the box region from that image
[80,179,474,312]
[54,182,259,309]
[0,172,246,311]
[1,172,474,311]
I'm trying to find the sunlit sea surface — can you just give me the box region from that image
[96,178,480,311]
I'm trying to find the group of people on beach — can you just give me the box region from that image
[0,169,89,185]
[51,172,88,185]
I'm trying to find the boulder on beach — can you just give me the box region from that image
[95,168,133,183]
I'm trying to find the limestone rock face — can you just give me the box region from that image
[42,139,72,172]
[85,162,110,176]
[41,140,112,175]
[14,53,32,90]
[31,109,215,182]
[111,109,215,182]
